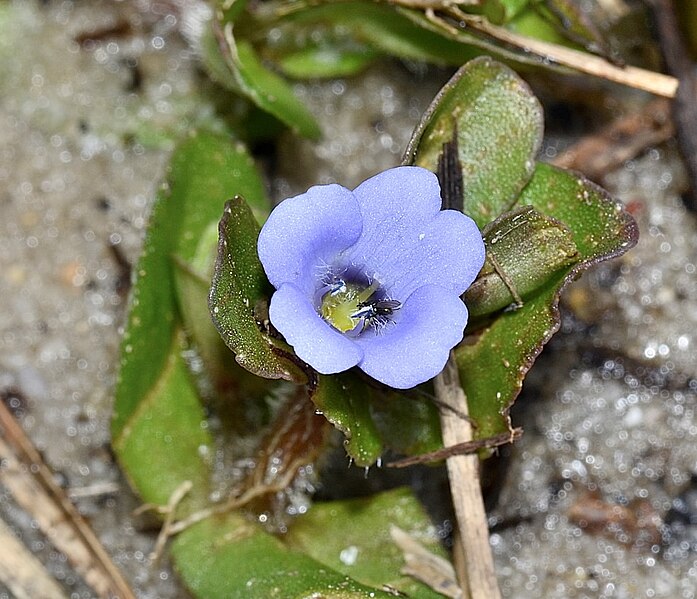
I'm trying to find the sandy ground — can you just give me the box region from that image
[2,1,697,598]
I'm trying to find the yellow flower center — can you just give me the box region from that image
[320,280,379,333]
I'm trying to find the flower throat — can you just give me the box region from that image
[320,280,380,333]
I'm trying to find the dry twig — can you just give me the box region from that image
[0,400,136,599]
[0,518,70,599]
[391,525,462,599]
[434,355,502,599]
[437,7,678,98]
[388,428,522,468]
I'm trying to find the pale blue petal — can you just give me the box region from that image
[269,283,363,374]
[345,166,485,299]
[258,184,362,297]
[354,284,467,389]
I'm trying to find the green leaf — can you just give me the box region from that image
[457,164,638,439]
[310,375,442,466]
[112,130,268,441]
[276,1,480,66]
[369,390,442,458]
[507,6,569,44]
[209,197,307,383]
[472,0,507,25]
[286,488,448,598]
[199,19,321,139]
[172,222,235,390]
[113,331,213,511]
[520,163,638,259]
[457,274,565,439]
[465,206,579,318]
[496,0,532,21]
[404,56,543,228]
[533,0,613,57]
[278,44,378,79]
[311,374,383,467]
[171,513,398,599]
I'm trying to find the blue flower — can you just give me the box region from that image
[257,166,485,389]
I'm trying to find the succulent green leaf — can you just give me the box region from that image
[276,1,479,66]
[457,274,565,440]
[507,6,569,44]
[310,375,442,466]
[234,38,322,139]
[474,0,507,25]
[286,487,448,598]
[534,0,613,57]
[369,390,442,458]
[171,222,235,388]
[311,374,383,467]
[112,131,268,441]
[171,513,398,599]
[404,56,543,228]
[113,330,213,512]
[199,19,321,139]
[519,163,638,258]
[278,44,378,79]
[174,255,268,400]
[465,205,579,318]
[457,163,638,439]
[209,197,307,383]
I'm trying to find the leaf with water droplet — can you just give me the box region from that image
[310,374,442,467]
[113,131,273,511]
[286,487,448,598]
[404,59,637,444]
[465,205,579,318]
[209,196,308,383]
[405,56,543,228]
[172,510,402,598]
[457,163,638,441]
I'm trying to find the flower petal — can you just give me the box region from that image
[354,284,468,389]
[345,166,485,299]
[258,184,362,296]
[386,209,485,299]
[269,283,363,374]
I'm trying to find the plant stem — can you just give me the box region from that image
[435,353,502,599]
[452,12,678,98]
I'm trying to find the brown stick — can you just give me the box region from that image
[445,9,678,98]
[434,354,502,599]
[388,428,522,468]
[0,400,137,599]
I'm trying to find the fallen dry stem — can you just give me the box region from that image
[391,525,462,599]
[0,518,69,599]
[434,353,502,599]
[146,481,194,562]
[0,400,136,599]
[457,13,678,97]
[399,1,679,98]
[388,428,522,468]
[138,455,305,547]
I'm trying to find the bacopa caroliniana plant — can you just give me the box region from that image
[112,57,637,599]
[257,166,485,389]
